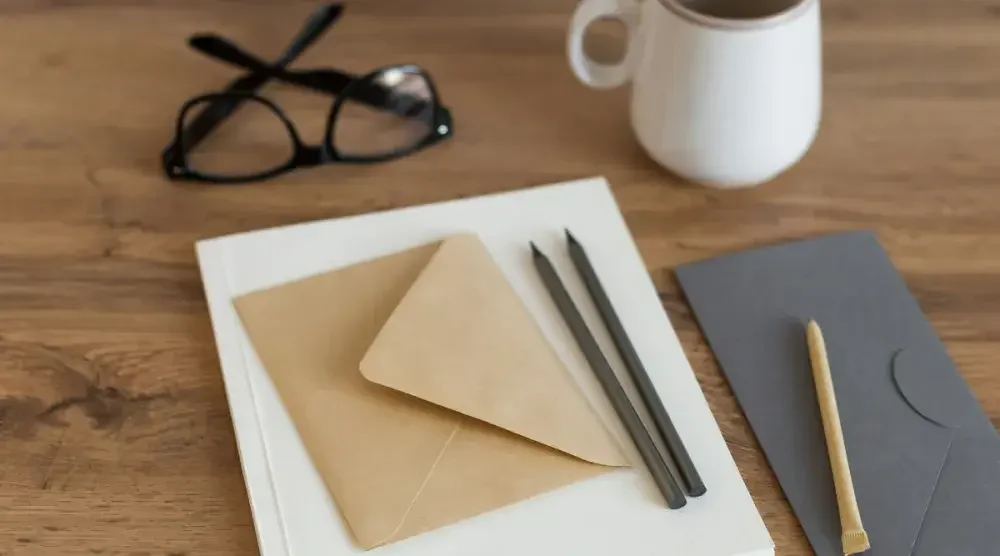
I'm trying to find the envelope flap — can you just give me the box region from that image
[892,343,992,431]
[359,234,627,467]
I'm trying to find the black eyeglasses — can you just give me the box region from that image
[162,3,453,184]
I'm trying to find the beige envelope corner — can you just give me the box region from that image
[234,233,627,551]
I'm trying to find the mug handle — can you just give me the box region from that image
[567,0,641,89]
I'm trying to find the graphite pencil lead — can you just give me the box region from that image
[565,228,580,245]
[530,242,544,258]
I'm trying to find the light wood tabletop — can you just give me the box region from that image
[1,1,999,554]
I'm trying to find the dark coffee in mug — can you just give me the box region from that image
[679,0,805,20]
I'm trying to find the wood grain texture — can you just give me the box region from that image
[1,1,998,554]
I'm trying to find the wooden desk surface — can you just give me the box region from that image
[1,1,998,554]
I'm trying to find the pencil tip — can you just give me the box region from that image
[530,242,543,258]
[564,228,579,245]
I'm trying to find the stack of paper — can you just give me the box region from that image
[195,177,773,556]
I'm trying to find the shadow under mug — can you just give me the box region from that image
[568,0,822,188]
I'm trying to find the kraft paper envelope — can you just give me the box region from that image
[233,233,628,549]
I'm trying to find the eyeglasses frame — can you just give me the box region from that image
[166,64,452,184]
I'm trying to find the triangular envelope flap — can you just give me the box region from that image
[360,234,627,467]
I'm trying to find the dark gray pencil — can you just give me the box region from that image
[565,229,706,497]
[531,243,687,510]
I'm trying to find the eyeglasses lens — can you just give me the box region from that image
[332,68,436,158]
[182,96,295,178]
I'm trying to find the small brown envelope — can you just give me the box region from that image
[233,234,628,549]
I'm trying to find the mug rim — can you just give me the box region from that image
[657,0,817,30]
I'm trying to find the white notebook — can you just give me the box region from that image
[195,177,773,556]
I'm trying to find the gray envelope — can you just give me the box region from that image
[675,231,1000,556]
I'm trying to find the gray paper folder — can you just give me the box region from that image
[675,231,1000,556]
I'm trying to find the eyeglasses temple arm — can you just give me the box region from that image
[189,35,352,94]
[189,36,432,120]
[276,3,342,65]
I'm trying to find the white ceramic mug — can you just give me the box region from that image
[568,0,822,188]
